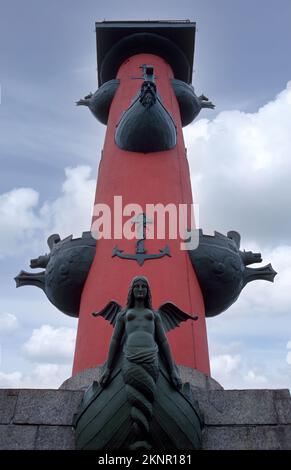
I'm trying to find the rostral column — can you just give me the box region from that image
[73,21,210,375]
[13,19,278,452]
[15,20,276,386]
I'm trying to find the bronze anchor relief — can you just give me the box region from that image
[112,213,171,266]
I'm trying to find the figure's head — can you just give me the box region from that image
[127,276,152,309]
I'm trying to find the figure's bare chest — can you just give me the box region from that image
[126,308,154,322]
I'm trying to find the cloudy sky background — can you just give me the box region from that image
[0,0,291,389]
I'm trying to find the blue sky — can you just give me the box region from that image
[0,0,291,389]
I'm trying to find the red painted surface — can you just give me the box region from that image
[73,53,210,375]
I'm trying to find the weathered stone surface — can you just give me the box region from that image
[194,389,290,425]
[60,366,103,390]
[14,389,83,425]
[35,426,75,450]
[0,424,37,450]
[203,425,291,450]
[0,387,289,450]
[274,389,291,424]
[60,365,223,391]
[178,366,223,390]
[0,390,18,424]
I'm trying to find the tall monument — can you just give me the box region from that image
[74,21,210,375]
[15,20,277,450]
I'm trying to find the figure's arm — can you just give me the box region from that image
[100,313,125,387]
[155,314,182,389]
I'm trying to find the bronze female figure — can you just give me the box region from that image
[92,276,197,449]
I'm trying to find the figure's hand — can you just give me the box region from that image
[100,368,111,388]
[170,370,182,389]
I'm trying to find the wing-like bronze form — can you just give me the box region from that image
[158,302,198,333]
[92,300,122,327]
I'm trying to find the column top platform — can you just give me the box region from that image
[95,20,196,86]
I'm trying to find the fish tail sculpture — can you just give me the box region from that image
[122,341,159,449]
[243,264,277,285]
[14,270,45,290]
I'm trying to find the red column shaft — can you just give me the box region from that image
[73,53,210,375]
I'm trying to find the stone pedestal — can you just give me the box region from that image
[0,383,290,449]
[60,365,223,391]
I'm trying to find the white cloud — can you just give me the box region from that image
[241,245,291,321]
[185,81,291,247]
[207,242,291,390]
[0,364,71,389]
[211,354,242,376]
[244,370,268,386]
[184,82,291,391]
[237,244,291,318]
[27,363,72,388]
[23,324,76,363]
[0,313,19,334]
[287,341,291,365]
[0,165,95,258]
[210,348,291,390]
[0,371,23,388]
[206,243,291,344]
[40,165,95,238]
[0,188,42,257]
